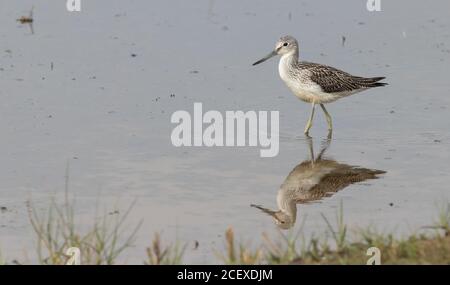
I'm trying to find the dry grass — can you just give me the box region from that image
[215,227,263,265]
[145,233,186,265]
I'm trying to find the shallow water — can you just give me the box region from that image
[1,0,450,263]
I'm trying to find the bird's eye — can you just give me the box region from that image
[283,42,288,47]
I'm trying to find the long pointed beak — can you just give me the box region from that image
[252,50,277,66]
[250,204,277,217]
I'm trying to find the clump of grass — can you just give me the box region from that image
[215,227,263,265]
[26,165,141,265]
[321,200,347,252]
[263,216,309,264]
[27,198,141,265]
[434,201,450,235]
[145,233,186,265]
[263,231,297,264]
[356,226,395,255]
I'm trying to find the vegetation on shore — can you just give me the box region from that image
[1,192,449,265]
[216,202,450,265]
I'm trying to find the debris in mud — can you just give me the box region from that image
[17,8,33,24]
[170,93,175,98]
[0,206,7,213]
[17,7,34,34]
[341,36,346,47]
[131,53,137,57]
[389,203,394,207]
[189,70,199,74]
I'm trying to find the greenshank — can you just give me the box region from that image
[253,36,387,135]
[251,137,385,229]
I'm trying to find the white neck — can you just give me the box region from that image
[278,51,299,82]
[276,187,297,223]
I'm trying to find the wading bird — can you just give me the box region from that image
[252,36,387,135]
[251,137,385,229]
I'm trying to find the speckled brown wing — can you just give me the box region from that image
[294,160,385,204]
[300,62,387,93]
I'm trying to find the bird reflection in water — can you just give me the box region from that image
[251,136,385,229]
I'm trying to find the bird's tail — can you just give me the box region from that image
[356,76,388,88]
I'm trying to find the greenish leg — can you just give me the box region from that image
[306,135,315,165]
[320,104,333,132]
[304,103,316,135]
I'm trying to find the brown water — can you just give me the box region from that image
[0,0,450,264]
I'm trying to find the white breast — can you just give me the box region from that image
[278,55,337,104]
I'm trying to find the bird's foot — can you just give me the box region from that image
[304,124,312,136]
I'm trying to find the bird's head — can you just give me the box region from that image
[252,35,299,66]
[250,204,294,230]
[275,35,299,56]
